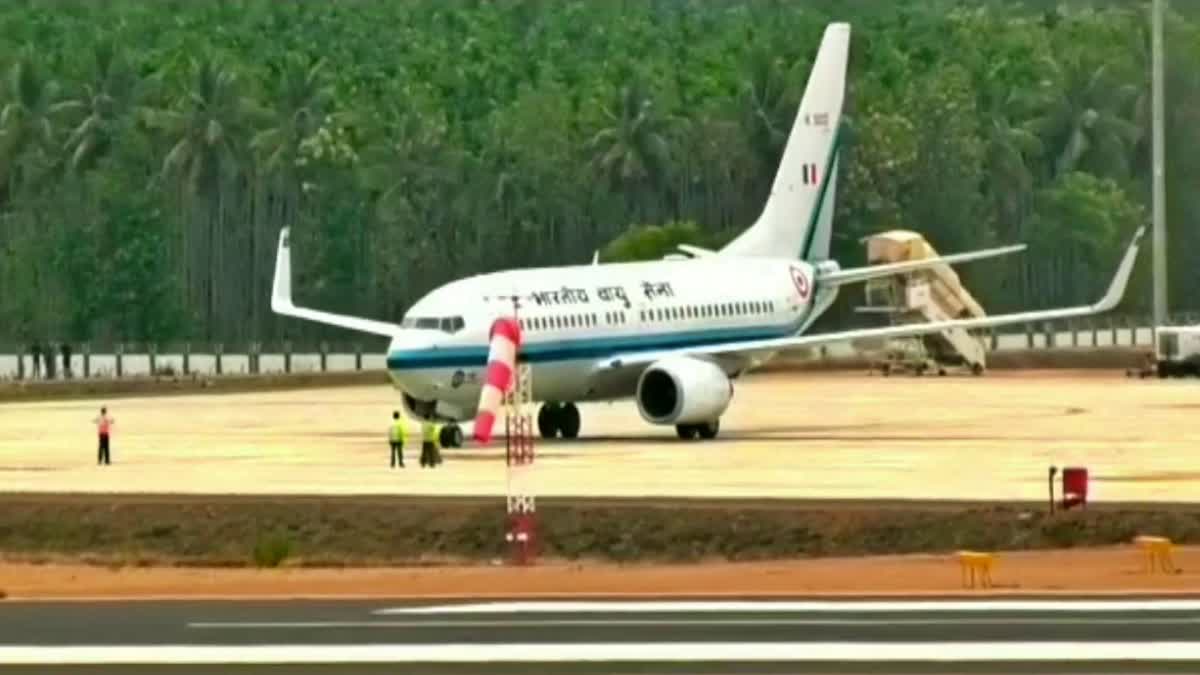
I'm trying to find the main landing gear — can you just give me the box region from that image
[439,423,464,449]
[676,420,720,440]
[537,402,580,439]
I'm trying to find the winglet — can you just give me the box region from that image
[1093,225,1146,312]
[269,226,403,337]
[271,227,294,313]
[678,244,716,258]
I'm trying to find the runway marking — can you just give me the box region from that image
[185,617,1200,629]
[3,642,1200,664]
[376,599,1200,615]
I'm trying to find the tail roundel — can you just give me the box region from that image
[473,317,522,444]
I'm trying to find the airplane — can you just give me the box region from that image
[270,22,1145,447]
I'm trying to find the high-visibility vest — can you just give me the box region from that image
[389,420,406,443]
[422,422,439,444]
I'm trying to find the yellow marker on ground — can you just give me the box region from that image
[956,551,995,589]
[1134,536,1177,574]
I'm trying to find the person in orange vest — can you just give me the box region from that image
[93,406,114,465]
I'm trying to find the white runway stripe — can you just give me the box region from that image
[2,642,1200,664]
[376,599,1200,615]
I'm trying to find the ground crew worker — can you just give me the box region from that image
[44,342,55,380]
[420,420,440,468]
[93,406,114,465]
[30,342,41,379]
[389,411,406,468]
[60,343,73,379]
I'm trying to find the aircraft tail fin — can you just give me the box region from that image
[720,22,849,261]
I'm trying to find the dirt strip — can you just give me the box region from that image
[1,546,1196,600]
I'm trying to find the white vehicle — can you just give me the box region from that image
[1152,326,1200,377]
[271,22,1145,444]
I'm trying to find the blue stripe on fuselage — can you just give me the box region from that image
[386,323,794,370]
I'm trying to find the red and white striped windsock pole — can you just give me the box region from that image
[473,316,522,444]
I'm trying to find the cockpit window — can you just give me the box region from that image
[401,316,465,333]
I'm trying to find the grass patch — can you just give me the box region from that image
[252,533,293,568]
[0,495,1196,567]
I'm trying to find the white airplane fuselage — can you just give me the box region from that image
[389,256,836,421]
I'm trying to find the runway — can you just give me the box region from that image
[2,371,1199,501]
[3,598,1200,673]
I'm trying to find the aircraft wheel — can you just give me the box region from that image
[537,403,561,439]
[439,423,464,449]
[697,420,720,440]
[559,403,581,439]
[676,424,699,440]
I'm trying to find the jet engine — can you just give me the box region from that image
[635,356,733,425]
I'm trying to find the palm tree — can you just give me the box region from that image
[0,45,64,202]
[739,47,800,172]
[979,80,1044,240]
[57,39,139,174]
[1028,54,1141,182]
[249,55,341,333]
[252,55,335,187]
[144,57,260,339]
[587,80,677,222]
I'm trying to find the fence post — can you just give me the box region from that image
[182,343,191,375]
[83,343,91,378]
[283,341,292,374]
[116,343,124,378]
[16,349,24,380]
[149,343,158,376]
[989,329,997,351]
[1025,322,1033,349]
[1127,316,1137,346]
[215,343,224,376]
[249,341,259,375]
[1090,317,1098,347]
[1044,320,1054,348]
[320,341,328,372]
[354,343,362,371]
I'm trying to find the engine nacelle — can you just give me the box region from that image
[636,356,733,425]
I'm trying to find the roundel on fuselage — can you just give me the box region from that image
[789,264,811,301]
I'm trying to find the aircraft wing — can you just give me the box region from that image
[597,227,1144,371]
[677,244,716,258]
[271,227,402,337]
[815,243,1026,287]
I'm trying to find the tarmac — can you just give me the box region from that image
[0,370,1196,501]
[2,597,1200,673]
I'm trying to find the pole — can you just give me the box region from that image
[1151,0,1168,326]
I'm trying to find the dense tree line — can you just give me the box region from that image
[0,0,1193,347]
